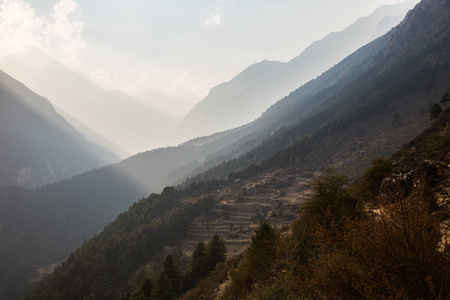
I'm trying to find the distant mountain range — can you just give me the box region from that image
[3,0,449,298]
[26,0,450,298]
[0,70,116,188]
[135,88,199,121]
[0,55,178,157]
[172,0,419,143]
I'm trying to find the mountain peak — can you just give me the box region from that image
[173,1,417,143]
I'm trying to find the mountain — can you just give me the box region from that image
[135,88,199,120]
[183,114,450,300]
[172,0,419,143]
[26,0,450,299]
[0,56,178,157]
[0,70,116,188]
[178,0,450,185]
[1,5,443,298]
[0,126,254,300]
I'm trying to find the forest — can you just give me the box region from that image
[2,0,450,299]
[28,108,450,299]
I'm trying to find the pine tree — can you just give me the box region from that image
[440,92,450,109]
[183,241,207,291]
[247,222,278,274]
[152,271,173,300]
[163,254,181,296]
[191,241,207,279]
[135,278,153,299]
[206,235,227,271]
[430,103,443,120]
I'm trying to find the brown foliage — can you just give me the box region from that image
[296,188,450,299]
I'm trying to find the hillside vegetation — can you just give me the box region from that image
[179,112,450,300]
[29,111,450,299]
[4,0,450,299]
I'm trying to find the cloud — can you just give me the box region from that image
[0,0,84,69]
[204,14,221,30]
[0,0,44,56]
[46,0,85,68]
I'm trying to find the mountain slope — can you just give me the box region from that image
[172,0,418,143]
[0,70,116,188]
[206,115,450,300]
[181,0,450,185]
[2,5,443,298]
[27,0,450,298]
[34,62,179,156]
[135,88,199,120]
[0,56,178,157]
[0,126,255,300]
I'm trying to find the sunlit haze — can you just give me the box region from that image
[1,0,412,106]
[2,1,450,299]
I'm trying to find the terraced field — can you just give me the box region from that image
[182,169,314,255]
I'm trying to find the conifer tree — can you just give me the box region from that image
[183,241,207,291]
[191,241,207,279]
[440,92,449,109]
[162,254,181,296]
[135,278,153,299]
[206,235,227,271]
[152,271,173,300]
[247,222,278,274]
[430,103,443,120]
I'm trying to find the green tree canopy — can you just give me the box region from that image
[357,158,394,198]
[430,103,443,120]
[303,169,360,227]
[183,241,208,291]
[440,92,450,109]
[247,222,278,274]
[206,235,227,271]
[152,271,173,300]
[134,278,153,300]
[162,254,181,297]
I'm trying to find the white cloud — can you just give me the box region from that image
[0,0,84,69]
[0,0,44,56]
[46,0,85,68]
[204,14,221,30]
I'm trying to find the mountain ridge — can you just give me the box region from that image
[0,70,117,188]
[0,56,179,157]
[172,0,419,143]
[26,0,450,298]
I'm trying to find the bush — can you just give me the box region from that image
[302,169,361,228]
[297,188,450,299]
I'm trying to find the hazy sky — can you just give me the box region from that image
[1,0,412,100]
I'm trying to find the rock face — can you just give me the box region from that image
[379,160,446,201]
[378,111,450,215]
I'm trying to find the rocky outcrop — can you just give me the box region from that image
[379,160,447,202]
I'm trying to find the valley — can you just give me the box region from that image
[0,0,449,299]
